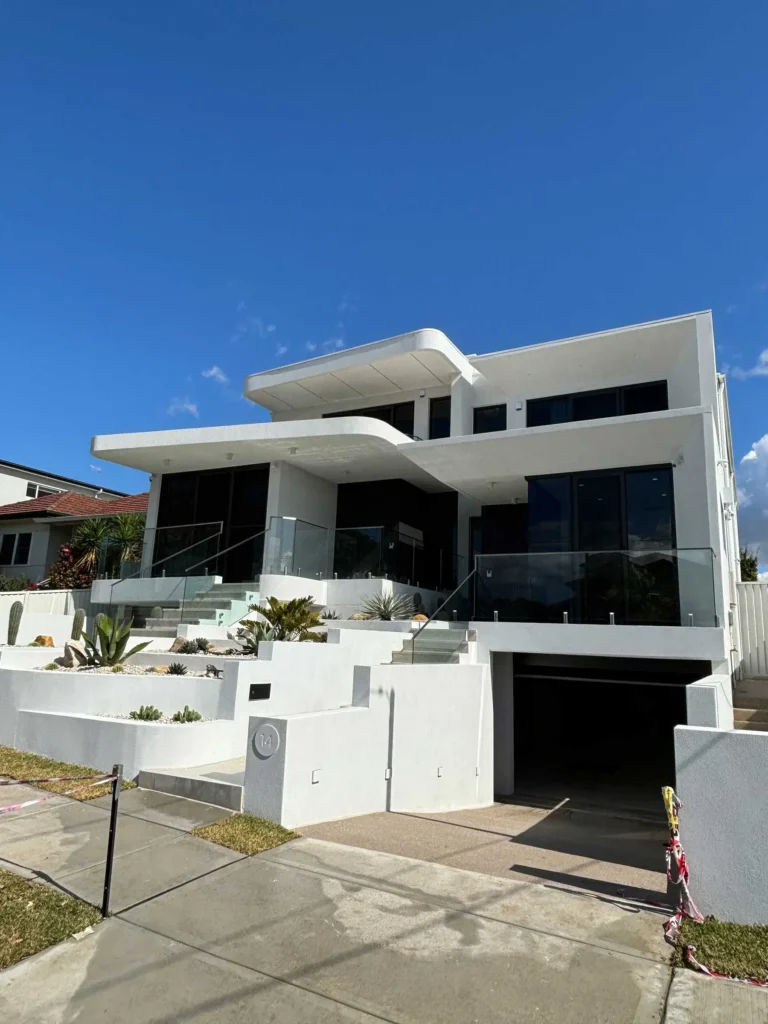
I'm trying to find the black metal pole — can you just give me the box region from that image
[101,763,122,917]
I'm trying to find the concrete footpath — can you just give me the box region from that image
[0,789,766,1022]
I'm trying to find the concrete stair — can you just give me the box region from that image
[733,677,768,732]
[390,628,476,665]
[133,582,259,639]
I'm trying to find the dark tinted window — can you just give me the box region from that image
[157,472,197,527]
[527,381,668,427]
[0,535,15,564]
[429,396,451,439]
[625,468,675,550]
[473,404,507,434]
[13,533,31,565]
[527,395,570,427]
[324,402,415,437]
[392,402,415,437]
[575,475,622,550]
[528,476,571,552]
[572,389,619,421]
[623,381,668,415]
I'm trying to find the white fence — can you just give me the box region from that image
[0,589,95,646]
[737,582,768,678]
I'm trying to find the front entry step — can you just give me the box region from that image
[138,758,246,811]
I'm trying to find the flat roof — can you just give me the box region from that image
[0,458,125,495]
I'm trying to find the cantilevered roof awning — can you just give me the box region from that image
[91,418,450,492]
[244,329,475,412]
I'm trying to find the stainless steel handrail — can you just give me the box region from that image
[410,566,477,664]
[111,520,225,584]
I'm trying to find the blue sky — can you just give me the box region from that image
[2,2,768,550]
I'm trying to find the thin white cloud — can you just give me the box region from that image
[202,365,229,385]
[306,342,317,352]
[89,464,102,472]
[730,349,768,380]
[276,344,288,356]
[167,396,199,418]
[322,337,345,352]
[737,434,768,555]
[266,324,276,333]
[236,300,247,313]
[725,304,738,314]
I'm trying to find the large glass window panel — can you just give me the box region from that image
[527,395,570,427]
[0,534,15,564]
[622,381,668,415]
[473,404,507,434]
[575,474,622,551]
[527,477,571,552]
[429,396,451,439]
[392,402,415,437]
[572,389,619,421]
[13,533,31,566]
[625,468,675,551]
[157,472,197,527]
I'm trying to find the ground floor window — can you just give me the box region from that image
[0,532,32,566]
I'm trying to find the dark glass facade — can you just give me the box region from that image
[324,401,415,437]
[527,381,668,427]
[473,404,507,434]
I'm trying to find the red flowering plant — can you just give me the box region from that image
[46,545,97,590]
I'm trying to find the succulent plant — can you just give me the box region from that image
[82,614,150,667]
[171,705,202,723]
[71,607,85,641]
[129,705,162,721]
[167,662,188,675]
[7,600,23,645]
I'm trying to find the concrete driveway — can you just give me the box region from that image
[0,789,766,1022]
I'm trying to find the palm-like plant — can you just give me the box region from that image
[110,514,145,565]
[360,592,414,620]
[71,517,114,572]
[247,596,324,641]
[82,614,151,667]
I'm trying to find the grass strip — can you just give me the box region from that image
[192,813,298,856]
[674,918,768,982]
[0,868,100,970]
[0,745,135,802]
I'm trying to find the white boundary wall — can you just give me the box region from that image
[243,662,493,828]
[675,725,768,923]
[0,589,93,646]
[737,582,768,677]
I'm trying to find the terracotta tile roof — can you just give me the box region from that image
[0,491,148,520]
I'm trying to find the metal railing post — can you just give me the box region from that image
[101,763,123,917]
[609,612,615,625]
[563,611,569,623]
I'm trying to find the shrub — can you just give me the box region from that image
[82,614,151,667]
[167,662,188,675]
[359,593,414,620]
[178,639,199,654]
[129,705,162,721]
[46,546,96,591]
[322,608,343,620]
[235,620,276,655]
[247,596,324,641]
[0,574,28,592]
[194,637,211,653]
[741,547,759,582]
[43,663,60,671]
[172,705,202,723]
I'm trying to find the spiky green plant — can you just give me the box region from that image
[82,614,151,667]
[167,662,188,675]
[247,596,324,641]
[71,608,85,641]
[194,637,211,653]
[43,662,60,671]
[322,608,343,619]
[235,620,276,654]
[109,513,145,565]
[7,601,23,645]
[359,592,414,621]
[172,705,202,723]
[71,517,114,572]
[129,705,162,721]
[178,639,199,654]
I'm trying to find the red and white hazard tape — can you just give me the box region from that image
[0,774,111,787]
[661,785,768,990]
[0,776,117,816]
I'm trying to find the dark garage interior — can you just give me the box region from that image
[497,653,712,815]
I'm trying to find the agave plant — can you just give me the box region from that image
[359,592,414,620]
[82,614,151,667]
[248,596,324,641]
[235,619,277,655]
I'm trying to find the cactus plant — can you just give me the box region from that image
[172,705,202,723]
[7,601,23,646]
[71,607,85,641]
[151,605,163,620]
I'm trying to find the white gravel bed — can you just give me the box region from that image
[95,712,212,724]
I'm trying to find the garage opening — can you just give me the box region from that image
[494,653,711,815]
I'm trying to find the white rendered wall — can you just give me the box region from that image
[737,583,768,677]
[0,465,114,505]
[243,662,493,828]
[675,725,768,924]
[0,520,55,583]
[140,473,163,574]
[685,674,733,729]
[257,573,443,618]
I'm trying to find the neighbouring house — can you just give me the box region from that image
[0,490,149,585]
[0,458,125,506]
[90,311,742,812]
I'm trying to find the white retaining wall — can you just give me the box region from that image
[737,582,768,678]
[0,589,93,646]
[675,725,768,923]
[243,662,493,828]
[258,574,444,618]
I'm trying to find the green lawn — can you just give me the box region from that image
[0,745,135,801]
[0,869,100,970]
[675,918,768,982]
[192,813,298,855]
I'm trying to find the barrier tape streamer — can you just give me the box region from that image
[0,776,117,817]
[0,774,111,787]
[661,785,768,989]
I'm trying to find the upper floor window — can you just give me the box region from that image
[324,401,415,438]
[0,532,32,566]
[526,381,668,428]
[473,404,507,434]
[429,396,451,439]
[25,482,61,498]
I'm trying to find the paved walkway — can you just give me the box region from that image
[0,788,766,1022]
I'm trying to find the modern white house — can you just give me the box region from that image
[89,311,742,818]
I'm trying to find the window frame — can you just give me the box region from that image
[526,380,668,428]
[428,396,452,440]
[472,403,508,435]
[0,532,33,567]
